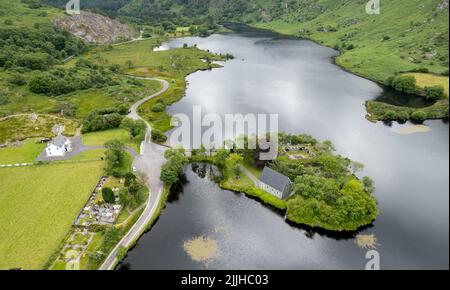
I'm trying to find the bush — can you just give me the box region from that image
[0,94,9,105]
[425,85,445,100]
[151,130,167,143]
[383,110,398,120]
[82,112,124,133]
[391,75,417,93]
[397,111,410,123]
[102,187,116,203]
[410,111,427,123]
[8,74,27,86]
[151,102,165,113]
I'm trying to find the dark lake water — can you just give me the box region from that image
[119,28,449,270]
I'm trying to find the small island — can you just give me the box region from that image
[160,133,379,232]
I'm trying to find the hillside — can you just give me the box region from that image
[253,0,449,82]
[53,11,135,44]
[43,0,449,82]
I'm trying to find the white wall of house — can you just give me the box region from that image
[258,181,283,199]
[46,144,66,157]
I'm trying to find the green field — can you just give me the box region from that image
[404,73,449,97]
[0,139,44,164]
[0,0,63,28]
[0,161,105,269]
[83,128,140,152]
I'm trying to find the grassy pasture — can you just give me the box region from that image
[0,161,104,269]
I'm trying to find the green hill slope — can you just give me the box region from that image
[253,0,449,82]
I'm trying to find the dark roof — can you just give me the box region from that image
[260,167,291,193]
[50,135,69,148]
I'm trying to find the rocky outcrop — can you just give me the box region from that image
[438,0,449,10]
[53,12,135,45]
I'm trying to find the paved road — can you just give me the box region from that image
[100,77,169,270]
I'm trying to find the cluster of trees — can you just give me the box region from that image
[118,172,148,209]
[160,148,188,185]
[0,24,87,70]
[387,75,445,100]
[87,227,122,266]
[279,133,318,146]
[29,63,117,96]
[151,130,167,143]
[104,139,127,177]
[268,133,378,231]
[121,118,147,143]
[82,109,126,133]
[287,177,378,231]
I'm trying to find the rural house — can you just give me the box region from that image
[258,167,292,200]
[46,135,72,157]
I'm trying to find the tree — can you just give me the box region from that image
[233,165,242,177]
[215,149,230,167]
[391,75,416,93]
[104,140,126,175]
[362,176,376,194]
[225,153,243,177]
[119,188,131,207]
[102,187,115,203]
[8,74,26,86]
[124,172,137,187]
[121,118,146,139]
[151,102,165,112]
[0,94,9,105]
[125,60,134,69]
[410,111,427,123]
[160,148,188,185]
[270,158,304,181]
[384,110,398,120]
[349,161,364,175]
[160,163,181,185]
[425,85,445,100]
[151,130,167,143]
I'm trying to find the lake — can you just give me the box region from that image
[118,27,449,270]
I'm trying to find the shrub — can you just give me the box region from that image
[383,110,398,120]
[425,85,445,100]
[410,111,427,123]
[397,111,410,123]
[8,74,27,86]
[151,102,165,113]
[102,187,116,203]
[151,130,167,143]
[391,75,417,93]
[0,94,9,105]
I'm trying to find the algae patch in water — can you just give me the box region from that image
[391,124,431,135]
[355,234,379,249]
[183,236,219,264]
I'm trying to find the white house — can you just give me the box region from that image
[46,135,72,157]
[258,167,292,200]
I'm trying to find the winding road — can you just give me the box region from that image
[100,77,170,270]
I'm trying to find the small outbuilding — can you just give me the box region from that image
[258,166,292,200]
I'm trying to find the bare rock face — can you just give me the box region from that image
[438,0,449,10]
[53,12,135,45]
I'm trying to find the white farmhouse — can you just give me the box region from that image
[46,135,72,157]
[258,167,293,200]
